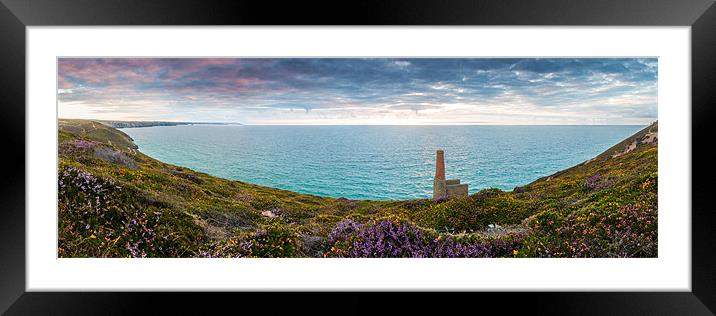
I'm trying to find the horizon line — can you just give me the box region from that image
[58,117,655,126]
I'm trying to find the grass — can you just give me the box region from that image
[58,119,658,258]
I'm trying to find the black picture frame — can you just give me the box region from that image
[1,0,714,314]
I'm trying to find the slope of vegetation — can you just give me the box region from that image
[58,119,657,258]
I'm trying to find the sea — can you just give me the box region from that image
[121,125,645,200]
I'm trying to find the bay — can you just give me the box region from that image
[122,125,645,200]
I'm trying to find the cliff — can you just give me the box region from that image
[57,119,657,258]
[96,120,238,129]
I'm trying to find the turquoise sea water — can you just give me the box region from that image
[122,125,645,200]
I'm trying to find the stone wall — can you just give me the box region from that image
[446,183,468,197]
[433,179,446,199]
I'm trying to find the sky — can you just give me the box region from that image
[58,58,657,125]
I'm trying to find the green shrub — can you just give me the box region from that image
[248,221,301,257]
[520,204,657,257]
[58,165,204,257]
[411,190,533,232]
[198,220,302,258]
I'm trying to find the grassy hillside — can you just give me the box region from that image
[58,119,657,258]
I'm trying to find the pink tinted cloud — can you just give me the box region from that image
[58,58,154,86]
[57,58,264,91]
[57,75,74,89]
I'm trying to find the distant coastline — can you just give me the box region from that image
[95,120,241,129]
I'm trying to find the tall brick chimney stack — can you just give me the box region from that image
[435,150,445,180]
[433,150,447,198]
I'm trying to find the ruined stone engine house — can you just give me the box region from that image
[433,150,468,199]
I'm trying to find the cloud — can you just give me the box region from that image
[58,58,658,124]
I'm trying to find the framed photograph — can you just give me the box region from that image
[2,0,715,314]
